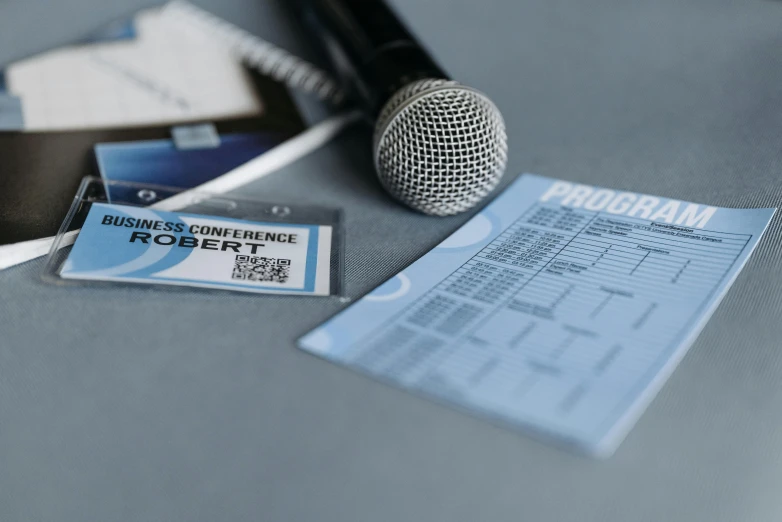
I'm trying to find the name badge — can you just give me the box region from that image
[59,203,333,295]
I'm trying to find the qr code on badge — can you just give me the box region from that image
[232,255,291,283]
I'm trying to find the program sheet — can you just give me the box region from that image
[299,174,775,456]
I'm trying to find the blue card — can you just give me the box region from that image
[299,174,775,456]
[95,131,286,204]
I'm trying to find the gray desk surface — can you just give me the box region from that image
[2,1,782,521]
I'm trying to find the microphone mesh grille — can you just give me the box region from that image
[374,79,508,216]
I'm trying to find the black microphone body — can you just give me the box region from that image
[295,0,447,115]
[293,0,508,217]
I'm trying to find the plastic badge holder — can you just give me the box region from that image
[45,177,344,296]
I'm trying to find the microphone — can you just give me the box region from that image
[295,0,508,216]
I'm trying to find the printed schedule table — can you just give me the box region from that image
[421,204,749,436]
[300,175,775,456]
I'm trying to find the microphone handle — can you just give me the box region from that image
[294,0,448,116]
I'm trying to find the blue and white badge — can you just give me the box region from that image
[59,203,333,295]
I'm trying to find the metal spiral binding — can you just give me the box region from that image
[161,0,345,104]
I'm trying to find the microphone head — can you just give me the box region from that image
[373,79,508,216]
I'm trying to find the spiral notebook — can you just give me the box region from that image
[1,4,265,131]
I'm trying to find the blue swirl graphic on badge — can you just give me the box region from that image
[123,209,192,278]
[61,205,151,273]
[76,206,190,278]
